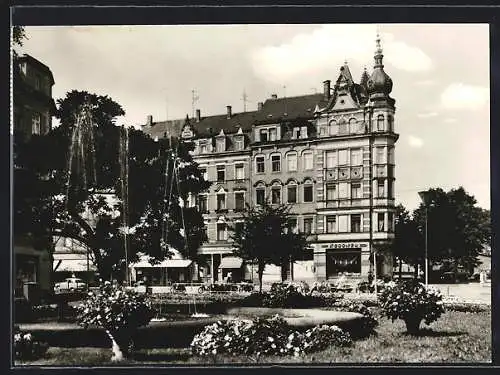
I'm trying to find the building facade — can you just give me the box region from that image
[13,54,57,299]
[142,38,398,283]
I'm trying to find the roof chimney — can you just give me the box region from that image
[271,94,278,99]
[196,109,201,122]
[323,80,331,100]
[258,102,264,111]
[226,105,232,119]
[146,115,153,126]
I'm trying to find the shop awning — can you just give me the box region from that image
[131,259,192,269]
[219,256,243,269]
[53,259,96,272]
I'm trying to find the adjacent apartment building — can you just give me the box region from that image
[13,54,57,299]
[141,38,398,283]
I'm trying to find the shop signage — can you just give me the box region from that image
[324,243,367,249]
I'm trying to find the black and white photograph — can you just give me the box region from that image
[11,16,492,366]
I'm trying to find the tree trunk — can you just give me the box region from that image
[398,258,403,280]
[280,260,287,282]
[106,330,125,362]
[403,316,422,335]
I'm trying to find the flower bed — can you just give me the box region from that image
[191,315,352,357]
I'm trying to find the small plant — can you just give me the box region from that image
[379,279,445,334]
[190,315,352,357]
[76,281,155,361]
[13,327,49,361]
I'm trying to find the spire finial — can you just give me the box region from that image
[374,28,384,68]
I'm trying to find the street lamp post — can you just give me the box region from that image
[418,191,431,287]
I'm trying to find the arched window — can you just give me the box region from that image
[377,114,384,131]
[286,152,298,172]
[255,181,266,205]
[270,181,282,204]
[329,120,337,136]
[286,180,298,204]
[349,118,358,134]
[303,179,314,203]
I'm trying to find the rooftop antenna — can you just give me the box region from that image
[165,93,169,122]
[242,89,248,113]
[283,85,287,116]
[191,89,199,119]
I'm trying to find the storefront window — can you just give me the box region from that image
[326,250,361,277]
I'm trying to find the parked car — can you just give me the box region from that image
[54,277,87,293]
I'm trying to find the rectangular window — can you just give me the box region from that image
[388,180,393,199]
[350,148,362,165]
[256,156,265,173]
[32,112,41,135]
[326,151,337,168]
[287,185,297,203]
[376,147,385,164]
[235,138,244,151]
[338,182,348,199]
[235,163,244,180]
[303,217,313,234]
[217,223,227,241]
[388,147,395,164]
[269,127,277,141]
[217,193,226,210]
[200,144,208,154]
[303,152,313,170]
[271,187,281,204]
[200,168,208,181]
[198,195,208,213]
[303,184,313,202]
[259,129,268,142]
[338,149,348,165]
[377,213,385,232]
[217,165,225,182]
[234,222,243,234]
[338,215,348,232]
[377,180,385,198]
[294,128,301,139]
[271,155,281,172]
[287,153,297,171]
[216,138,225,152]
[288,218,298,234]
[326,184,336,201]
[388,212,394,232]
[351,214,361,233]
[326,216,337,233]
[235,192,245,211]
[327,250,361,277]
[351,183,361,199]
[256,188,265,205]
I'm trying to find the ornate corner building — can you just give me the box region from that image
[142,37,398,283]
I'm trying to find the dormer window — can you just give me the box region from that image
[234,137,244,151]
[293,128,301,139]
[260,129,268,142]
[200,142,208,154]
[269,127,277,141]
[216,137,225,152]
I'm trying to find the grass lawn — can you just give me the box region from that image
[16,309,491,366]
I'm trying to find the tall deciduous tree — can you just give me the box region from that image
[229,202,310,292]
[412,187,490,274]
[391,204,423,279]
[14,91,210,281]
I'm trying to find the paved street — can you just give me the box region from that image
[430,282,491,305]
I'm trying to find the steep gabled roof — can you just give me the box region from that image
[254,94,327,125]
[141,118,185,140]
[17,54,55,85]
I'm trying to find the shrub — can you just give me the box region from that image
[190,315,352,357]
[76,281,155,361]
[13,327,49,361]
[262,283,308,308]
[378,279,445,334]
[444,302,490,313]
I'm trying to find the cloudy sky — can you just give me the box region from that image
[17,24,490,211]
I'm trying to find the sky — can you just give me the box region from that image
[16,24,490,211]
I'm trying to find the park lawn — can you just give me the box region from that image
[16,310,491,366]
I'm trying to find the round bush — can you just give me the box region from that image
[378,279,445,334]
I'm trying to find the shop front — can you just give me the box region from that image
[313,242,371,281]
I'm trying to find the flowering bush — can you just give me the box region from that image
[262,283,306,308]
[76,281,155,361]
[13,327,49,361]
[191,315,352,357]
[378,279,445,334]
